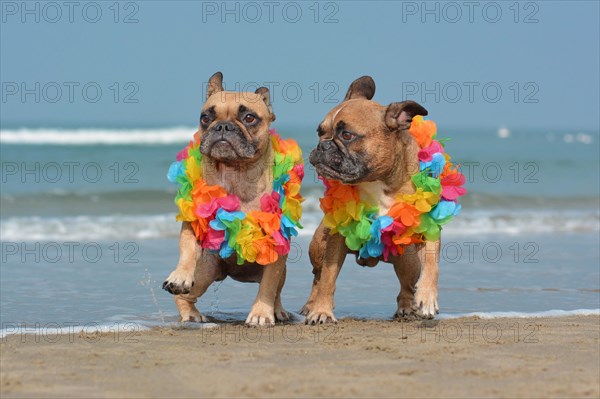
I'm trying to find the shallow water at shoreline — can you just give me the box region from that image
[1,234,598,330]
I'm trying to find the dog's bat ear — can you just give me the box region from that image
[344,76,376,101]
[255,87,276,122]
[206,71,224,99]
[384,100,428,132]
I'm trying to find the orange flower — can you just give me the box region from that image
[393,230,423,247]
[255,237,278,265]
[190,219,210,241]
[387,202,421,227]
[249,210,281,235]
[191,180,227,204]
[409,115,436,148]
[320,181,359,213]
[440,162,460,180]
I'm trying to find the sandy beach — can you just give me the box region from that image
[1,315,598,398]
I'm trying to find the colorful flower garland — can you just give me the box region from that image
[167,129,304,265]
[320,116,466,261]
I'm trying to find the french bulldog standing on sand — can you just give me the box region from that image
[302,76,466,323]
[163,72,305,326]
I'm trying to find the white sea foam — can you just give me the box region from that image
[437,308,600,320]
[0,322,149,339]
[0,127,196,145]
[0,214,180,241]
[2,310,597,338]
[0,321,222,339]
[444,209,600,236]
[1,209,598,241]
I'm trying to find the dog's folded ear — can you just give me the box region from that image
[344,76,376,101]
[255,87,276,122]
[384,101,428,132]
[206,71,224,99]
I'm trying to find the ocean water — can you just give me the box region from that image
[1,126,599,334]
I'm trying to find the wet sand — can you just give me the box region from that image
[1,315,599,398]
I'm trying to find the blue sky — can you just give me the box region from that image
[1,1,599,130]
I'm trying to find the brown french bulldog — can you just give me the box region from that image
[162,72,289,326]
[300,76,440,324]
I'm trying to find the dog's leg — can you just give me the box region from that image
[392,245,422,320]
[413,239,440,318]
[304,231,346,324]
[300,222,327,315]
[273,266,290,322]
[163,222,197,295]
[174,250,222,322]
[246,255,287,326]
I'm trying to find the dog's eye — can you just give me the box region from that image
[340,131,355,141]
[243,114,256,124]
[200,115,210,125]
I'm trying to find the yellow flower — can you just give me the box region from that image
[184,156,202,183]
[175,198,196,221]
[398,189,440,213]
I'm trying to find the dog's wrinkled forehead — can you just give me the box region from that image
[319,99,385,137]
[203,91,269,119]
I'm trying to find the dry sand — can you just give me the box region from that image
[1,315,599,398]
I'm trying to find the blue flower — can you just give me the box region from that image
[420,152,446,178]
[280,214,299,239]
[167,161,184,183]
[209,209,246,230]
[358,216,393,259]
[430,200,461,223]
[273,174,290,204]
[219,243,234,259]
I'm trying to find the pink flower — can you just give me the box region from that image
[418,140,444,162]
[441,173,467,201]
[260,192,281,214]
[293,164,305,180]
[202,227,225,250]
[176,147,189,161]
[272,230,290,255]
[381,221,407,261]
[196,195,240,218]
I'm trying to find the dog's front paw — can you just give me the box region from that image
[394,305,418,321]
[180,307,207,323]
[246,302,275,326]
[299,301,313,316]
[305,305,337,325]
[274,304,291,322]
[413,284,439,319]
[162,268,194,295]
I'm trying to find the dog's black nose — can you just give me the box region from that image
[318,140,335,151]
[213,121,237,132]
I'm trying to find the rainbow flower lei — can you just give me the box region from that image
[167,129,304,265]
[320,116,467,261]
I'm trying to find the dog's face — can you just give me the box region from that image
[199,72,276,164]
[309,76,427,184]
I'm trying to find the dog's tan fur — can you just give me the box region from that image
[301,76,440,324]
[163,72,288,326]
